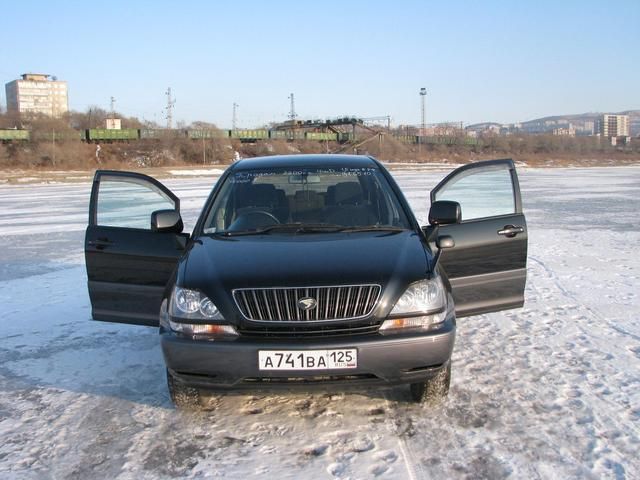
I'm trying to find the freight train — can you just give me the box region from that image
[0,128,349,143]
[0,127,479,146]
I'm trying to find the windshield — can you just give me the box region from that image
[202,166,411,234]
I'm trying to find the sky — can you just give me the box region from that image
[1,0,638,128]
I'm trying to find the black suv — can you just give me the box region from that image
[84,155,527,406]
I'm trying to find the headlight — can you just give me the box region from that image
[169,286,224,320]
[389,277,446,316]
[165,287,238,339]
[380,278,449,333]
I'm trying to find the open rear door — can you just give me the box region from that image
[84,170,188,326]
[431,159,527,318]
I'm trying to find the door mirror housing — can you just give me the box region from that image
[428,200,461,226]
[151,209,184,233]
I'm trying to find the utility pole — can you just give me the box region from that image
[419,87,427,154]
[288,93,296,121]
[232,102,238,130]
[165,88,175,129]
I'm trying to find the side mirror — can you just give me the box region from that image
[151,209,184,233]
[432,234,455,271]
[428,200,461,225]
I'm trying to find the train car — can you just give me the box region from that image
[305,132,338,141]
[230,129,269,141]
[268,129,288,140]
[140,128,162,139]
[87,128,140,142]
[141,129,188,139]
[0,129,30,141]
[188,129,229,139]
[413,136,480,146]
[268,129,306,140]
[288,129,305,140]
[394,135,418,144]
[337,132,353,143]
[32,130,82,142]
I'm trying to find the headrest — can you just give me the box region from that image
[238,183,277,207]
[333,182,363,205]
[294,190,319,200]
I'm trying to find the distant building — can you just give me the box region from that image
[576,120,595,136]
[105,118,122,130]
[465,122,502,136]
[553,126,576,136]
[597,114,629,137]
[5,73,68,117]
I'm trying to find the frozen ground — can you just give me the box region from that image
[0,166,639,479]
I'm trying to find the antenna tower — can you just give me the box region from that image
[288,93,297,121]
[232,102,239,130]
[165,87,176,129]
[420,88,427,135]
[419,87,427,153]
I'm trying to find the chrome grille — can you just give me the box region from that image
[233,285,381,322]
[238,320,382,338]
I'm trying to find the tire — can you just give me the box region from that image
[167,369,201,409]
[410,363,451,404]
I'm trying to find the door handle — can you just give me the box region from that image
[88,238,114,249]
[497,225,524,238]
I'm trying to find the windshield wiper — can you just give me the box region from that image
[217,223,344,236]
[215,223,407,236]
[337,225,408,233]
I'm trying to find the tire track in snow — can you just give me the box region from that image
[528,255,640,432]
[529,255,640,342]
[526,254,640,478]
[383,394,420,480]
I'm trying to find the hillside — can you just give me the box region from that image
[519,110,640,135]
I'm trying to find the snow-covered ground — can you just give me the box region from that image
[0,167,639,479]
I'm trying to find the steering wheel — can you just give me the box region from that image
[228,210,280,231]
[245,210,280,225]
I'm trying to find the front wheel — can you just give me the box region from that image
[167,369,201,409]
[410,363,451,404]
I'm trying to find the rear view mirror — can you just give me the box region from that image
[428,200,461,226]
[288,174,321,184]
[151,209,184,233]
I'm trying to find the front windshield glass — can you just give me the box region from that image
[202,166,411,234]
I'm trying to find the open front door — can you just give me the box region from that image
[85,170,189,326]
[431,159,527,318]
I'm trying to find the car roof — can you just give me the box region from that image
[230,154,380,171]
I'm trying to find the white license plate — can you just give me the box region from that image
[258,349,357,371]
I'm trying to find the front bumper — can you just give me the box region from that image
[161,318,455,391]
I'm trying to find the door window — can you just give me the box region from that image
[96,176,176,229]
[434,165,515,221]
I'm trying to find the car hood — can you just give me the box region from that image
[181,231,431,317]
